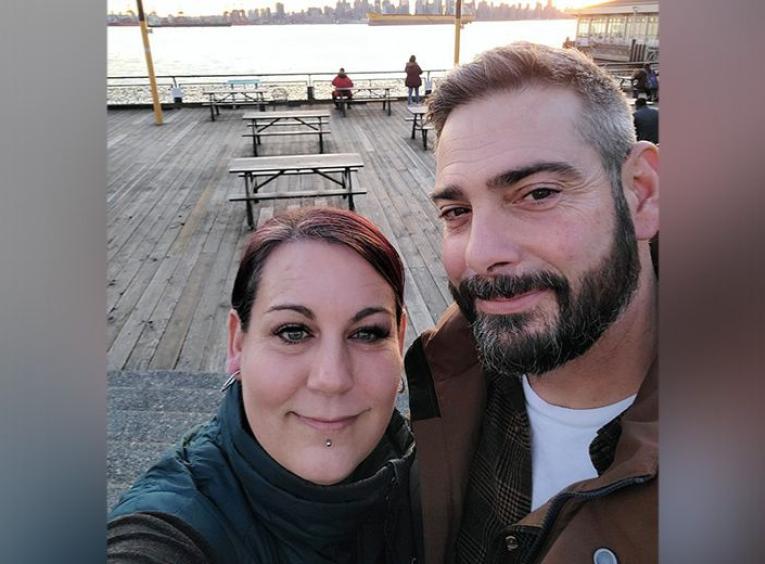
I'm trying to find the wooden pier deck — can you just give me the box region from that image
[107,102,449,372]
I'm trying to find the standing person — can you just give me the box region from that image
[634,96,659,143]
[405,55,423,105]
[331,67,354,109]
[108,208,417,564]
[405,42,659,564]
[632,62,658,101]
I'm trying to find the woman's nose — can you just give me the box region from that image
[306,340,354,395]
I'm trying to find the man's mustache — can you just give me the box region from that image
[459,271,568,302]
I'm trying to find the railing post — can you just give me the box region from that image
[307,73,315,103]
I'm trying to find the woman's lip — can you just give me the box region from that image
[475,289,547,315]
[294,413,360,432]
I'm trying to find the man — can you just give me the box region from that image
[634,97,659,143]
[405,42,658,564]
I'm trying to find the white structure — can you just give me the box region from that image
[570,0,659,62]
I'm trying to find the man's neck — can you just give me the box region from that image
[526,267,657,409]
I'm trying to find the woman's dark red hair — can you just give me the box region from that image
[231,207,405,331]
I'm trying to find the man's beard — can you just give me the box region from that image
[450,191,641,378]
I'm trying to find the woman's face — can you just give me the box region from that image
[227,240,406,485]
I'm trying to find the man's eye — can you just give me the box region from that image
[439,206,470,220]
[275,325,310,343]
[524,188,558,201]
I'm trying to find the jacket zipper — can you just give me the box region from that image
[496,473,654,564]
[527,474,653,563]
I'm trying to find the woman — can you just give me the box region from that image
[405,55,423,106]
[331,67,354,108]
[108,208,416,564]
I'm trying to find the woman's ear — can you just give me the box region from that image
[397,308,408,356]
[621,141,659,242]
[226,309,244,376]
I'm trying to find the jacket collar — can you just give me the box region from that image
[218,382,415,549]
[518,358,658,527]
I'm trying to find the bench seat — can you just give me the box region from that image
[242,129,330,138]
[229,188,367,202]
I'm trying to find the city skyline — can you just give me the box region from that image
[108,0,593,15]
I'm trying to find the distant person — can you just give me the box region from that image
[562,36,573,49]
[331,67,354,109]
[405,55,424,105]
[632,63,659,101]
[633,97,659,143]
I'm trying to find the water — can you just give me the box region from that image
[108,20,576,77]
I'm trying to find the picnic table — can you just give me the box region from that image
[203,88,268,121]
[229,153,367,228]
[334,87,392,117]
[406,104,433,150]
[242,110,331,156]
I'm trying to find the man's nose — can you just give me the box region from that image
[306,339,354,396]
[464,209,523,276]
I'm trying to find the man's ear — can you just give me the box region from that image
[226,309,244,376]
[397,308,408,356]
[621,141,659,242]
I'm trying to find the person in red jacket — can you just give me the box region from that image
[331,68,354,109]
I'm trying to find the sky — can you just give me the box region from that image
[109,0,596,16]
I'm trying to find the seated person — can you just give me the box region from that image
[108,207,417,564]
[331,67,354,108]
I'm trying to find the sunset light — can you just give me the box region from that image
[108,0,601,16]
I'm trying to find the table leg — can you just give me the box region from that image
[209,98,215,121]
[244,174,255,229]
[411,116,417,139]
[345,169,355,211]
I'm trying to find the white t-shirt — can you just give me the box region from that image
[522,375,636,511]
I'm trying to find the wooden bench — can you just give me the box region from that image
[405,113,433,150]
[335,87,392,117]
[243,111,331,156]
[228,153,366,227]
[203,89,268,121]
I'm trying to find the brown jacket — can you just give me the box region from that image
[405,304,657,564]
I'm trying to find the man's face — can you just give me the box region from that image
[433,87,640,377]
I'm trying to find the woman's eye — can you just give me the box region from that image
[351,326,391,342]
[275,325,310,343]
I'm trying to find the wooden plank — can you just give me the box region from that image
[107,105,453,370]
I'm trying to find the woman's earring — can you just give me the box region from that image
[398,375,407,394]
[221,369,240,393]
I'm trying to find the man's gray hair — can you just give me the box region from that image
[428,42,636,183]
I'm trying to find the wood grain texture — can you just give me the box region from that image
[108,103,449,371]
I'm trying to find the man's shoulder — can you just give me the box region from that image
[406,303,479,382]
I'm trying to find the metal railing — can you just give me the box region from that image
[107,69,450,106]
[107,61,657,106]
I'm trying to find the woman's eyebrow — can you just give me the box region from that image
[265,304,314,319]
[351,306,393,323]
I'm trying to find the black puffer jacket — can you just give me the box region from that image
[109,381,417,563]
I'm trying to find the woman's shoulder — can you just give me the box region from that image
[108,512,215,564]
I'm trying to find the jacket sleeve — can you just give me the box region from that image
[108,512,215,564]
